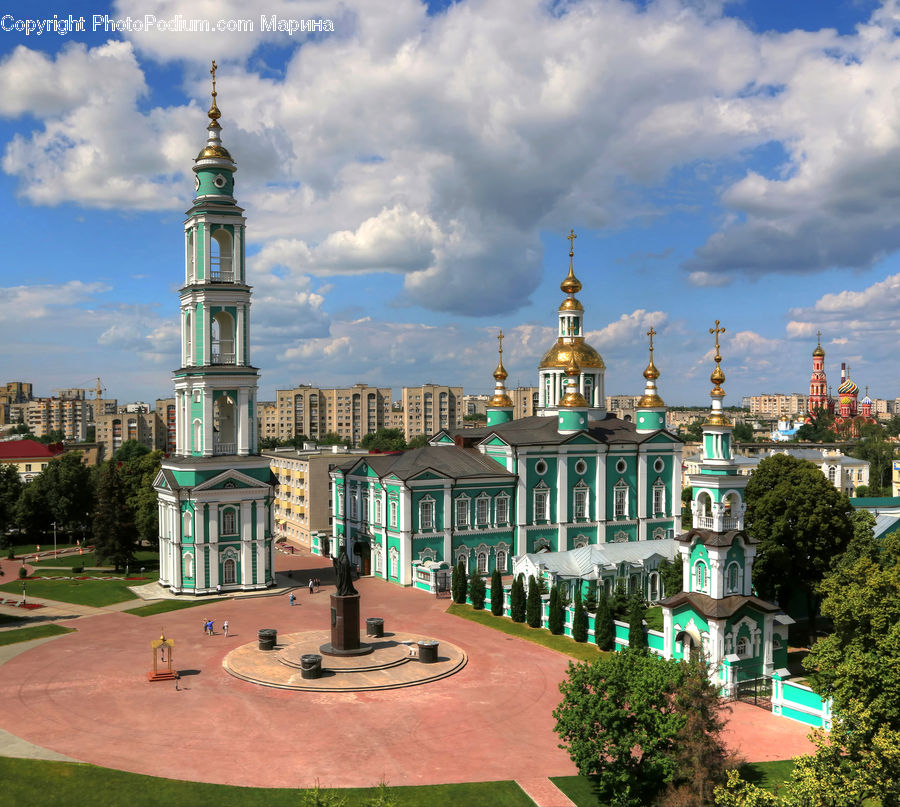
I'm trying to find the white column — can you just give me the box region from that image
[557,452,567,552]
[516,469,527,555]
[236,305,245,366]
[174,390,183,455]
[596,449,606,540]
[237,387,249,455]
[234,226,243,283]
[256,502,266,585]
[203,389,214,456]
[241,501,253,586]
[202,223,211,283]
[202,303,211,365]
[671,449,681,536]
[637,453,647,541]
[662,607,673,659]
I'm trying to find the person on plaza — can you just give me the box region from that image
[289,592,295,606]
[216,584,222,596]
[202,618,208,635]
[223,620,229,637]
[309,578,314,595]
[208,619,215,636]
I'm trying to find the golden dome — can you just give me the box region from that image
[704,412,732,426]
[539,339,605,370]
[561,263,582,295]
[812,344,825,357]
[638,390,664,407]
[643,355,659,381]
[559,357,588,408]
[489,391,513,407]
[197,143,233,160]
[559,296,584,312]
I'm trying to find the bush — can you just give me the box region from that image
[584,579,598,613]
[594,591,615,651]
[470,574,486,610]
[18,566,28,579]
[490,568,504,616]
[526,575,542,628]
[548,585,564,635]
[510,573,526,623]
[6,549,14,560]
[72,566,84,574]
[572,587,588,642]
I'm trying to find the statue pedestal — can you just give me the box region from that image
[320,593,373,657]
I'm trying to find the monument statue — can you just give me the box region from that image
[334,543,358,597]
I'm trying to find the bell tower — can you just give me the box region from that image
[155,62,275,595]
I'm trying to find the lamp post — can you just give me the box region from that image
[53,521,57,559]
[22,580,26,606]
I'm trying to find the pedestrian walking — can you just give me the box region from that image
[289,592,296,606]
[223,620,229,637]
[309,578,314,595]
[216,583,222,596]
[208,619,215,636]
[202,618,208,635]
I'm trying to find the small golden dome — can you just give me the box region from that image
[489,391,513,407]
[711,364,725,386]
[704,412,732,426]
[638,391,664,407]
[559,357,588,408]
[197,143,233,160]
[493,357,508,382]
[561,264,582,295]
[539,339,605,370]
[643,356,659,381]
[559,296,584,312]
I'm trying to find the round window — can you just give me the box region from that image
[654,457,665,473]
[535,459,547,475]
[574,459,587,475]
[213,173,227,189]
[615,458,627,474]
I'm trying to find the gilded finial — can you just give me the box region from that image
[208,59,221,124]
[561,229,582,295]
[813,330,825,357]
[709,320,726,396]
[643,326,660,382]
[493,330,508,382]
[638,326,664,406]
[559,354,588,408]
[489,329,513,407]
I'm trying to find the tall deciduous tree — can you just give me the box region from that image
[0,465,22,544]
[116,450,162,546]
[554,651,707,806]
[744,453,853,637]
[360,428,407,452]
[490,568,504,616]
[526,574,542,628]
[93,461,136,570]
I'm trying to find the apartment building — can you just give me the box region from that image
[155,398,177,454]
[463,387,538,420]
[274,384,392,446]
[94,408,163,460]
[258,400,278,442]
[400,384,462,441]
[747,393,808,418]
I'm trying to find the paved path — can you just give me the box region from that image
[0,550,817,790]
[516,778,576,807]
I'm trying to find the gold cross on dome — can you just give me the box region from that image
[710,320,726,352]
[210,60,217,96]
[647,326,656,351]
[567,229,576,256]
[497,330,504,355]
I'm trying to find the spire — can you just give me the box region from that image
[488,330,514,408]
[196,59,233,164]
[704,320,731,426]
[813,330,825,357]
[561,229,582,296]
[637,326,665,408]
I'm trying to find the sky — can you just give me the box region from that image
[2,0,900,407]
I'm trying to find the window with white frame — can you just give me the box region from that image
[574,482,589,520]
[182,512,193,538]
[496,550,507,571]
[736,636,749,658]
[573,534,588,548]
[223,557,237,584]
[648,572,659,601]
[455,497,470,528]
[495,495,509,525]
[374,498,382,524]
[477,552,488,574]
[694,559,708,592]
[652,527,666,540]
[336,490,343,516]
[350,491,358,519]
[534,484,550,522]
[614,481,628,519]
[456,549,469,572]
[389,547,399,579]
[389,500,398,528]
[476,495,489,526]
[419,497,435,530]
[222,508,237,535]
[652,480,665,515]
[183,552,194,579]
[726,561,741,594]
[361,493,369,521]
[614,531,629,542]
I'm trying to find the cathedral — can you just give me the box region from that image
[329,234,682,598]
[154,65,276,594]
[806,334,875,436]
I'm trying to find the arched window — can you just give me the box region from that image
[573,535,588,549]
[495,495,509,525]
[222,508,237,536]
[533,484,550,522]
[726,562,741,594]
[374,498,382,524]
[496,550,507,571]
[184,310,193,365]
[223,557,237,584]
[736,636,749,657]
[186,228,195,282]
[389,500,398,528]
[213,393,236,454]
[389,548,399,579]
[652,480,666,515]
[419,497,435,530]
[182,512,193,539]
[455,496,470,528]
[696,491,712,518]
[210,228,233,281]
[614,481,628,519]
[574,481,589,520]
[648,572,659,601]
[193,419,202,453]
[211,312,235,365]
[476,495,489,526]
[183,552,194,579]
[477,552,488,574]
[694,560,708,592]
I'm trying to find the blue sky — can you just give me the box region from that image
[2,0,900,408]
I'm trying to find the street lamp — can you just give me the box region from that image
[53,521,57,560]
[22,579,26,606]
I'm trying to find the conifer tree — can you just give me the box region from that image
[510,573,526,622]
[526,574,542,628]
[572,586,588,642]
[451,563,459,602]
[470,572,486,610]
[628,595,648,651]
[490,568,504,616]
[453,561,468,604]
[93,461,136,571]
[548,585,563,634]
[594,590,615,651]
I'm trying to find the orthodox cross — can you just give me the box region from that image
[567,229,577,256]
[210,60,217,96]
[710,320,726,352]
[647,326,656,353]
[497,330,504,357]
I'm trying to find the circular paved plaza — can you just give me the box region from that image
[0,552,816,789]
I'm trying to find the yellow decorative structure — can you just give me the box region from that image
[559,357,588,409]
[148,630,177,682]
[488,331,514,408]
[705,320,732,427]
[637,326,665,408]
[196,60,233,162]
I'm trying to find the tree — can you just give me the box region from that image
[850,425,894,495]
[548,585,564,635]
[609,578,629,619]
[0,465,22,545]
[554,651,697,806]
[360,428,407,452]
[584,579,598,613]
[451,563,459,603]
[25,451,95,539]
[659,558,683,598]
[490,568,504,616]
[571,586,587,642]
[319,432,350,447]
[732,422,754,442]
[469,572,486,610]
[113,440,151,463]
[526,574,542,628]
[594,590,615,651]
[452,561,468,604]
[116,450,162,546]
[744,453,853,639]
[510,573,526,622]
[36,429,65,445]
[628,595,648,651]
[92,461,136,570]
[406,434,429,449]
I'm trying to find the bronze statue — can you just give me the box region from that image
[334,542,357,597]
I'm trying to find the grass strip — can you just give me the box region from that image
[551,761,796,806]
[0,624,75,646]
[0,578,138,608]
[447,602,604,662]
[0,757,532,807]
[125,598,227,617]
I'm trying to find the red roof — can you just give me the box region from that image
[0,440,65,460]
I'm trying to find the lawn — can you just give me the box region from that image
[447,602,605,662]
[552,761,796,806]
[4,542,79,558]
[0,624,75,646]
[32,549,160,571]
[0,577,140,607]
[125,598,227,617]
[0,757,533,807]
